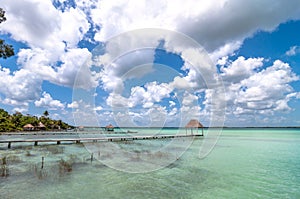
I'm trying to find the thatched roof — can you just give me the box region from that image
[106,124,114,128]
[38,122,46,128]
[185,119,203,128]
[23,124,34,128]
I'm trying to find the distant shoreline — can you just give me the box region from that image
[1,126,299,134]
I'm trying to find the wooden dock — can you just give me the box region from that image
[0,134,203,149]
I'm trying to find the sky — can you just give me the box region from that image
[0,0,300,127]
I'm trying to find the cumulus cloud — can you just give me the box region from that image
[94,106,103,111]
[89,0,300,57]
[223,59,299,117]
[34,92,65,110]
[0,67,42,108]
[67,101,79,109]
[1,0,89,49]
[0,0,100,113]
[221,56,264,83]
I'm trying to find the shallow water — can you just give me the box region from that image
[0,128,300,198]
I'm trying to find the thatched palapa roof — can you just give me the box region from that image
[38,122,46,128]
[23,124,34,128]
[106,124,114,129]
[185,119,203,128]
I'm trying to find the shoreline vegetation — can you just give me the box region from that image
[0,108,74,132]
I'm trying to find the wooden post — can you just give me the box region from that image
[91,153,93,163]
[8,142,11,149]
[41,157,44,169]
[34,141,38,146]
[57,141,61,145]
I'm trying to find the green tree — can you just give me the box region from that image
[11,112,23,130]
[0,8,14,59]
[0,109,15,132]
[0,7,6,22]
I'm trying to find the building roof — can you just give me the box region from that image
[185,119,203,128]
[38,122,46,128]
[105,124,114,128]
[23,124,34,128]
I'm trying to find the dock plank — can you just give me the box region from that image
[0,134,203,148]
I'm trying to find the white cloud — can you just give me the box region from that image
[169,101,176,107]
[170,76,191,90]
[221,56,264,83]
[168,107,178,116]
[1,0,61,49]
[1,0,89,49]
[34,92,65,110]
[182,92,198,107]
[12,107,28,113]
[106,81,173,110]
[99,51,156,93]
[0,0,300,126]
[89,0,300,58]
[0,67,42,108]
[1,0,95,87]
[94,106,103,111]
[217,56,229,66]
[1,98,29,113]
[0,0,97,112]
[223,59,299,119]
[68,99,101,126]
[285,46,300,56]
[67,101,79,109]
[106,93,129,108]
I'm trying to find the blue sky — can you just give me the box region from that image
[0,0,300,127]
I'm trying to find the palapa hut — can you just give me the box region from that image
[105,124,114,131]
[185,119,204,136]
[37,122,46,130]
[23,124,35,131]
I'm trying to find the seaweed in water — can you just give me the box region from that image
[46,145,64,154]
[58,158,73,174]
[25,150,32,157]
[33,164,48,180]
[1,156,9,177]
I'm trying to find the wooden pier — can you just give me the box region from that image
[0,134,203,149]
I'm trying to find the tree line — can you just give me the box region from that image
[0,108,73,132]
[0,8,14,59]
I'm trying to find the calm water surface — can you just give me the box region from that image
[0,128,299,199]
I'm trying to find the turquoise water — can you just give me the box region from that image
[0,128,300,198]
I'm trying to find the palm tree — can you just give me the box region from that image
[43,110,49,118]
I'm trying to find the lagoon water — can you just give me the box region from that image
[1,128,300,199]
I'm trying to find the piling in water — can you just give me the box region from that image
[41,157,44,169]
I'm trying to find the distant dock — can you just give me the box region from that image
[0,133,203,149]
